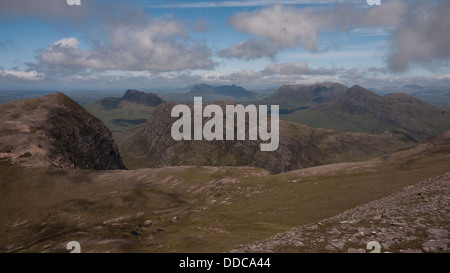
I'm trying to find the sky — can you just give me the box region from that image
[0,0,449,91]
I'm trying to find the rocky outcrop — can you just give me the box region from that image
[0,92,126,170]
[232,172,450,253]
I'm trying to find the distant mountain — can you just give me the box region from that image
[94,89,165,110]
[188,84,255,98]
[371,85,450,107]
[159,84,260,104]
[283,85,450,141]
[115,101,415,174]
[0,93,126,170]
[85,90,165,132]
[410,89,450,107]
[251,82,348,114]
[120,89,165,107]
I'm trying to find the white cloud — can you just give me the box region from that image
[219,39,279,60]
[263,61,338,75]
[229,5,331,52]
[0,69,44,80]
[39,19,214,72]
[221,1,407,60]
[387,1,450,71]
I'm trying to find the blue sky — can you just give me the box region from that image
[0,0,449,91]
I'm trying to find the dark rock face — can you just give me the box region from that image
[116,101,415,173]
[0,92,126,170]
[120,89,165,107]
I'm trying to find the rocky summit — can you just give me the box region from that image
[0,93,126,170]
[120,89,165,107]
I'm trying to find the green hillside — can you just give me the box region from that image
[283,85,450,141]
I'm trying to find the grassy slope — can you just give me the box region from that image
[282,107,387,134]
[282,96,450,141]
[84,101,154,133]
[1,132,449,253]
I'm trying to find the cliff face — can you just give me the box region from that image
[0,92,126,170]
[116,101,415,173]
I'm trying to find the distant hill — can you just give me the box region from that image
[93,89,165,110]
[85,89,165,132]
[371,85,450,107]
[120,89,165,107]
[0,93,126,170]
[188,84,255,97]
[159,84,259,104]
[115,101,416,174]
[249,82,348,114]
[283,85,450,141]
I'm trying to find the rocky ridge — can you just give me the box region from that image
[0,92,126,170]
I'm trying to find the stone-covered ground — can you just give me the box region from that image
[233,172,450,253]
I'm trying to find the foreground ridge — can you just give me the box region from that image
[233,172,450,253]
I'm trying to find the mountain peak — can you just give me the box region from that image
[0,92,126,170]
[120,89,165,106]
[268,82,348,111]
[285,84,450,141]
[339,85,382,103]
[347,85,379,96]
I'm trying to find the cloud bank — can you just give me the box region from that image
[220,1,406,59]
[39,19,213,72]
[388,1,450,71]
[218,0,450,72]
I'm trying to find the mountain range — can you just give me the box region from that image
[282,85,450,141]
[188,84,255,97]
[159,84,260,104]
[115,100,416,173]
[251,82,348,114]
